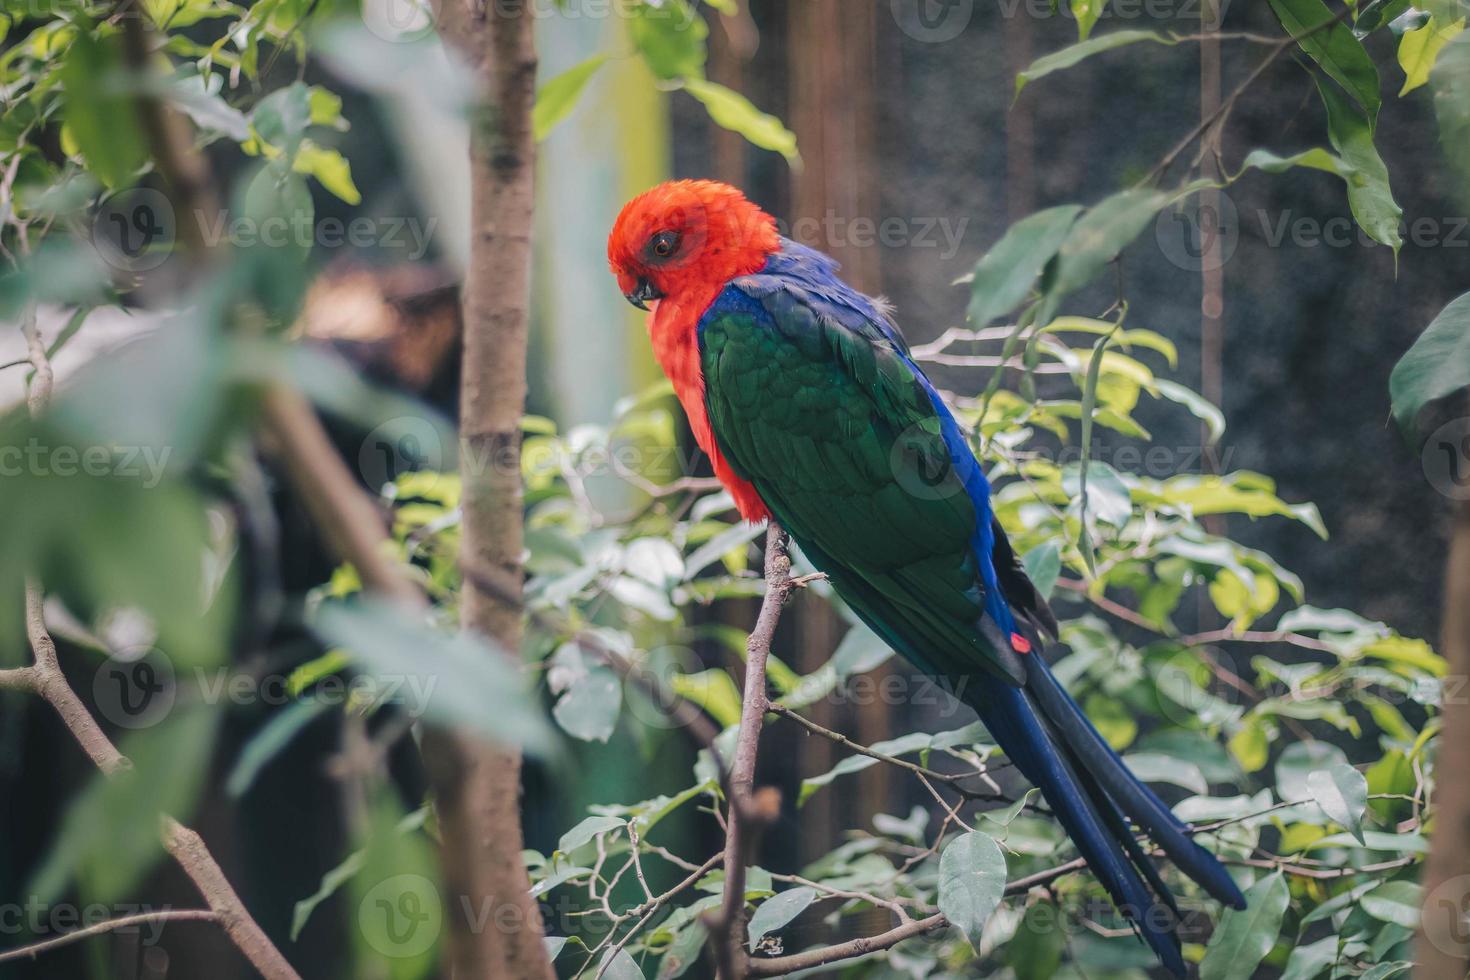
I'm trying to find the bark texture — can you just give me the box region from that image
[430,2,554,977]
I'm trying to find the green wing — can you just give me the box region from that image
[700,288,1025,686]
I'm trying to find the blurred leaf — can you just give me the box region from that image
[313,598,554,753]
[682,78,798,162]
[1228,718,1270,773]
[656,920,707,979]
[668,668,741,728]
[937,831,1007,950]
[253,81,312,157]
[165,72,250,141]
[1123,752,1207,794]
[291,805,429,940]
[61,31,145,188]
[684,522,762,579]
[1269,0,1382,121]
[630,0,707,80]
[747,887,816,949]
[1014,30,1171,97]
[1009,898,1066,980]
[1083,693,1136,750]
[1315,73,1402,252]
[968,204,1082,326]
[1389,291,1470,429]
[1022,541,1061,600]
[547,642,622,743]
[1307,763,1368,843]
[30,706,219,904]
[1433,31,1470,195]
[533,55,606,141]
[349,790,441,980]
[226,698,330,798]
[293,143,360,204]
[1199,872,1289,980]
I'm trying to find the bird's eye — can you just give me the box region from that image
[650,231,680,259]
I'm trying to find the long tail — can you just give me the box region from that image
[964,650,1245,976]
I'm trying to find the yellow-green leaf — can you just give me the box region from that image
[682,78,799,163]
[1399,17,1465,96]
[533,55,607,142]
[293,143,361,204]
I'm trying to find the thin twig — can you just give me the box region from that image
[0,909,218,963]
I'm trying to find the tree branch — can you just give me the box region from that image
[0,909,217,964]
[13,296,299,979]
[708,524,792,978]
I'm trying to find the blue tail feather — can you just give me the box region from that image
[964,651,1245,977]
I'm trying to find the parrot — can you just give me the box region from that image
[607,179,1246,974]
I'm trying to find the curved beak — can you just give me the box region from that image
[624,278,663,311]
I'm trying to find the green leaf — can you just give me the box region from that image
[682,79,798,162]
[1021,541,1061,600]
[1360,881,1423,928]
[1009,899,1066,980]
[1314,73,1403,252]
[293,143,360,204]
[349,791,441,978]
[1276,741,1350,802]
[656,920,708,979]
[1014,31,1172,97]
[1307,762,1368,843]
[1071,0,1105,39]
[557,815,624,856]
[1399,16,1465,95]
[252,81,312,157]
[598,948,646,980]
[533,55,607,142]
[968,204,1083,326]
[1390,291,1470,429]
[1268,0,1382,121]
[312,598,555,753]
[1433,32,1470,196]
[1239,146,1353,178]
[937,831,1007,950]
[747,887,817,949]
[165,72,250,141]
[30,707,219,904]
[1155,378,1226,444]
[1199,873,1290,980]
[630,0,707,80]
[61,31,146,189]
[1123,752,1207,795]
[1279,935,1339,980]
[226,698,330,798]
[547,642,622,743]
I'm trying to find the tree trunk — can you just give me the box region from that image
[429,3,554,978]
[1417,492,1470,979]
